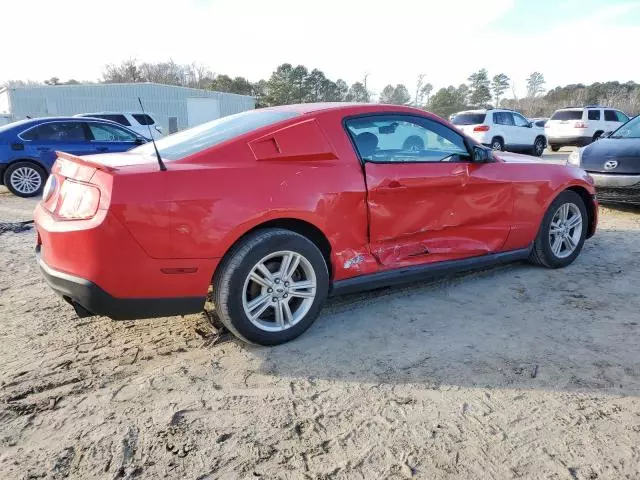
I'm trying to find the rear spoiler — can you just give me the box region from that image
[55,151,117,172]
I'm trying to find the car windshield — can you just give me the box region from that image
[550,110,582,121]
[609,115,640,139]
[132,109,300,160]
[451,113,486,125]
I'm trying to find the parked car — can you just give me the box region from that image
[75,112,163,139]
[529,117,548,129]
[34,104,597,346]
[568,114,640,205]
[0,117,146,197]
[546,106,629,151]
[451,108,547,156]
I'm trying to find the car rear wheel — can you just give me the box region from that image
[550,145,561,152]
[213,228,329,345]
[4,161,46,198]
[490,137,504,151]
[532,136,546,157]
[529,190,588,269]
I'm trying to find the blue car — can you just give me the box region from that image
[0,117,147,197]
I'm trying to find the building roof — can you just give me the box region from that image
[0,82,253,99]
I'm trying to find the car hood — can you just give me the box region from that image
[494,151,543,163]
[581,138,640,174]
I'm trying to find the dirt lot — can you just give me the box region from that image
[1,184,640,480]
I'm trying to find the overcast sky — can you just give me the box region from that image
[2,0,639,97]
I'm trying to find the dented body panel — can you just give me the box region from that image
[34,103,597,319]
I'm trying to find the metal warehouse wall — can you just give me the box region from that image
[4,83,255,131]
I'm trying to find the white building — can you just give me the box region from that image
[0,83,255,131]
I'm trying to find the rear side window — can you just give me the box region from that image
[132,114,155,125]
[587,110,600,120]
[133,109,301,161]
[535,120,546,127]
[604,110,618,121]
[615,111,629,122]
[452,113,486,125]
[20,122,88,141]
[493,112,514,125]
[94,114,131,126]
[550,110,583,121]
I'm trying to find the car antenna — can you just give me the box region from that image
[138,97,166,171]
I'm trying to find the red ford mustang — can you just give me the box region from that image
[34,103,597,345]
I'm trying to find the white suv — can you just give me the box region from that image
[75,112,164,139]
[545,107,629,151]
[451,108,547,156]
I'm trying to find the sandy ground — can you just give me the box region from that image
[1,181,640,480]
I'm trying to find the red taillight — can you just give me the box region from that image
[574,121,588,128]
[56,179,100,220]
[473,125,490,132]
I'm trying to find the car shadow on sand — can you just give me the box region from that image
[248,227,640,395]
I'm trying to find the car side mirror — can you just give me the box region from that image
[472,145,492,163]
[526,122,533,128]
[597,131,611,140]
[134,137,146,145]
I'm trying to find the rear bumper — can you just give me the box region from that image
[38,247,205,319]
[547,136,591,147]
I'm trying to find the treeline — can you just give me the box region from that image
[5,59,640,119]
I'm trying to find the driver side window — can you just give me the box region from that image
[512,113,530,127]
[88,123,137,142]
[345,115,468,163]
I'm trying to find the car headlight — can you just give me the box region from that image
[567,148,582,166]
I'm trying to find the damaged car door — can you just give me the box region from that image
[345,114,514,267]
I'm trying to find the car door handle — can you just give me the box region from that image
[381,179,406,189]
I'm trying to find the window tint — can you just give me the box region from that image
[132,114,155,125]
[133,109,300,161]
[512,113,529,127]
[21,122,87,141]
[452,113,486,125]
[604,110,618,121]
[550,110,583,121]
[93,114,131,126]
[535,120,546,127]
[88,123,137,142]
[345,115,468,164]
[615,111,629,123]
[587,110,600,120]
[493,112,514,126]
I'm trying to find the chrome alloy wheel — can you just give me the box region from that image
[548,203,583,259]
[242,251,317,332]
[9,166,42,195]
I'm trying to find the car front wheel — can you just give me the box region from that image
[4,161,46,198]
[529,190,588,268]
[213,228,329,345]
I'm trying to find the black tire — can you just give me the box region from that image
[550,145,561,152]
[402,135,425,151]
[593,131,603,142]
[529,190,588,269]
[3,161,47,198]
[213,228,329,345]
[531,136,546,157]
[490,137,504,151]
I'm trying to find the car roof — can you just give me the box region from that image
[0,116,140,135]
[256,102,442,118]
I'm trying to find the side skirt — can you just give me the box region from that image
[330,247,532,296]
